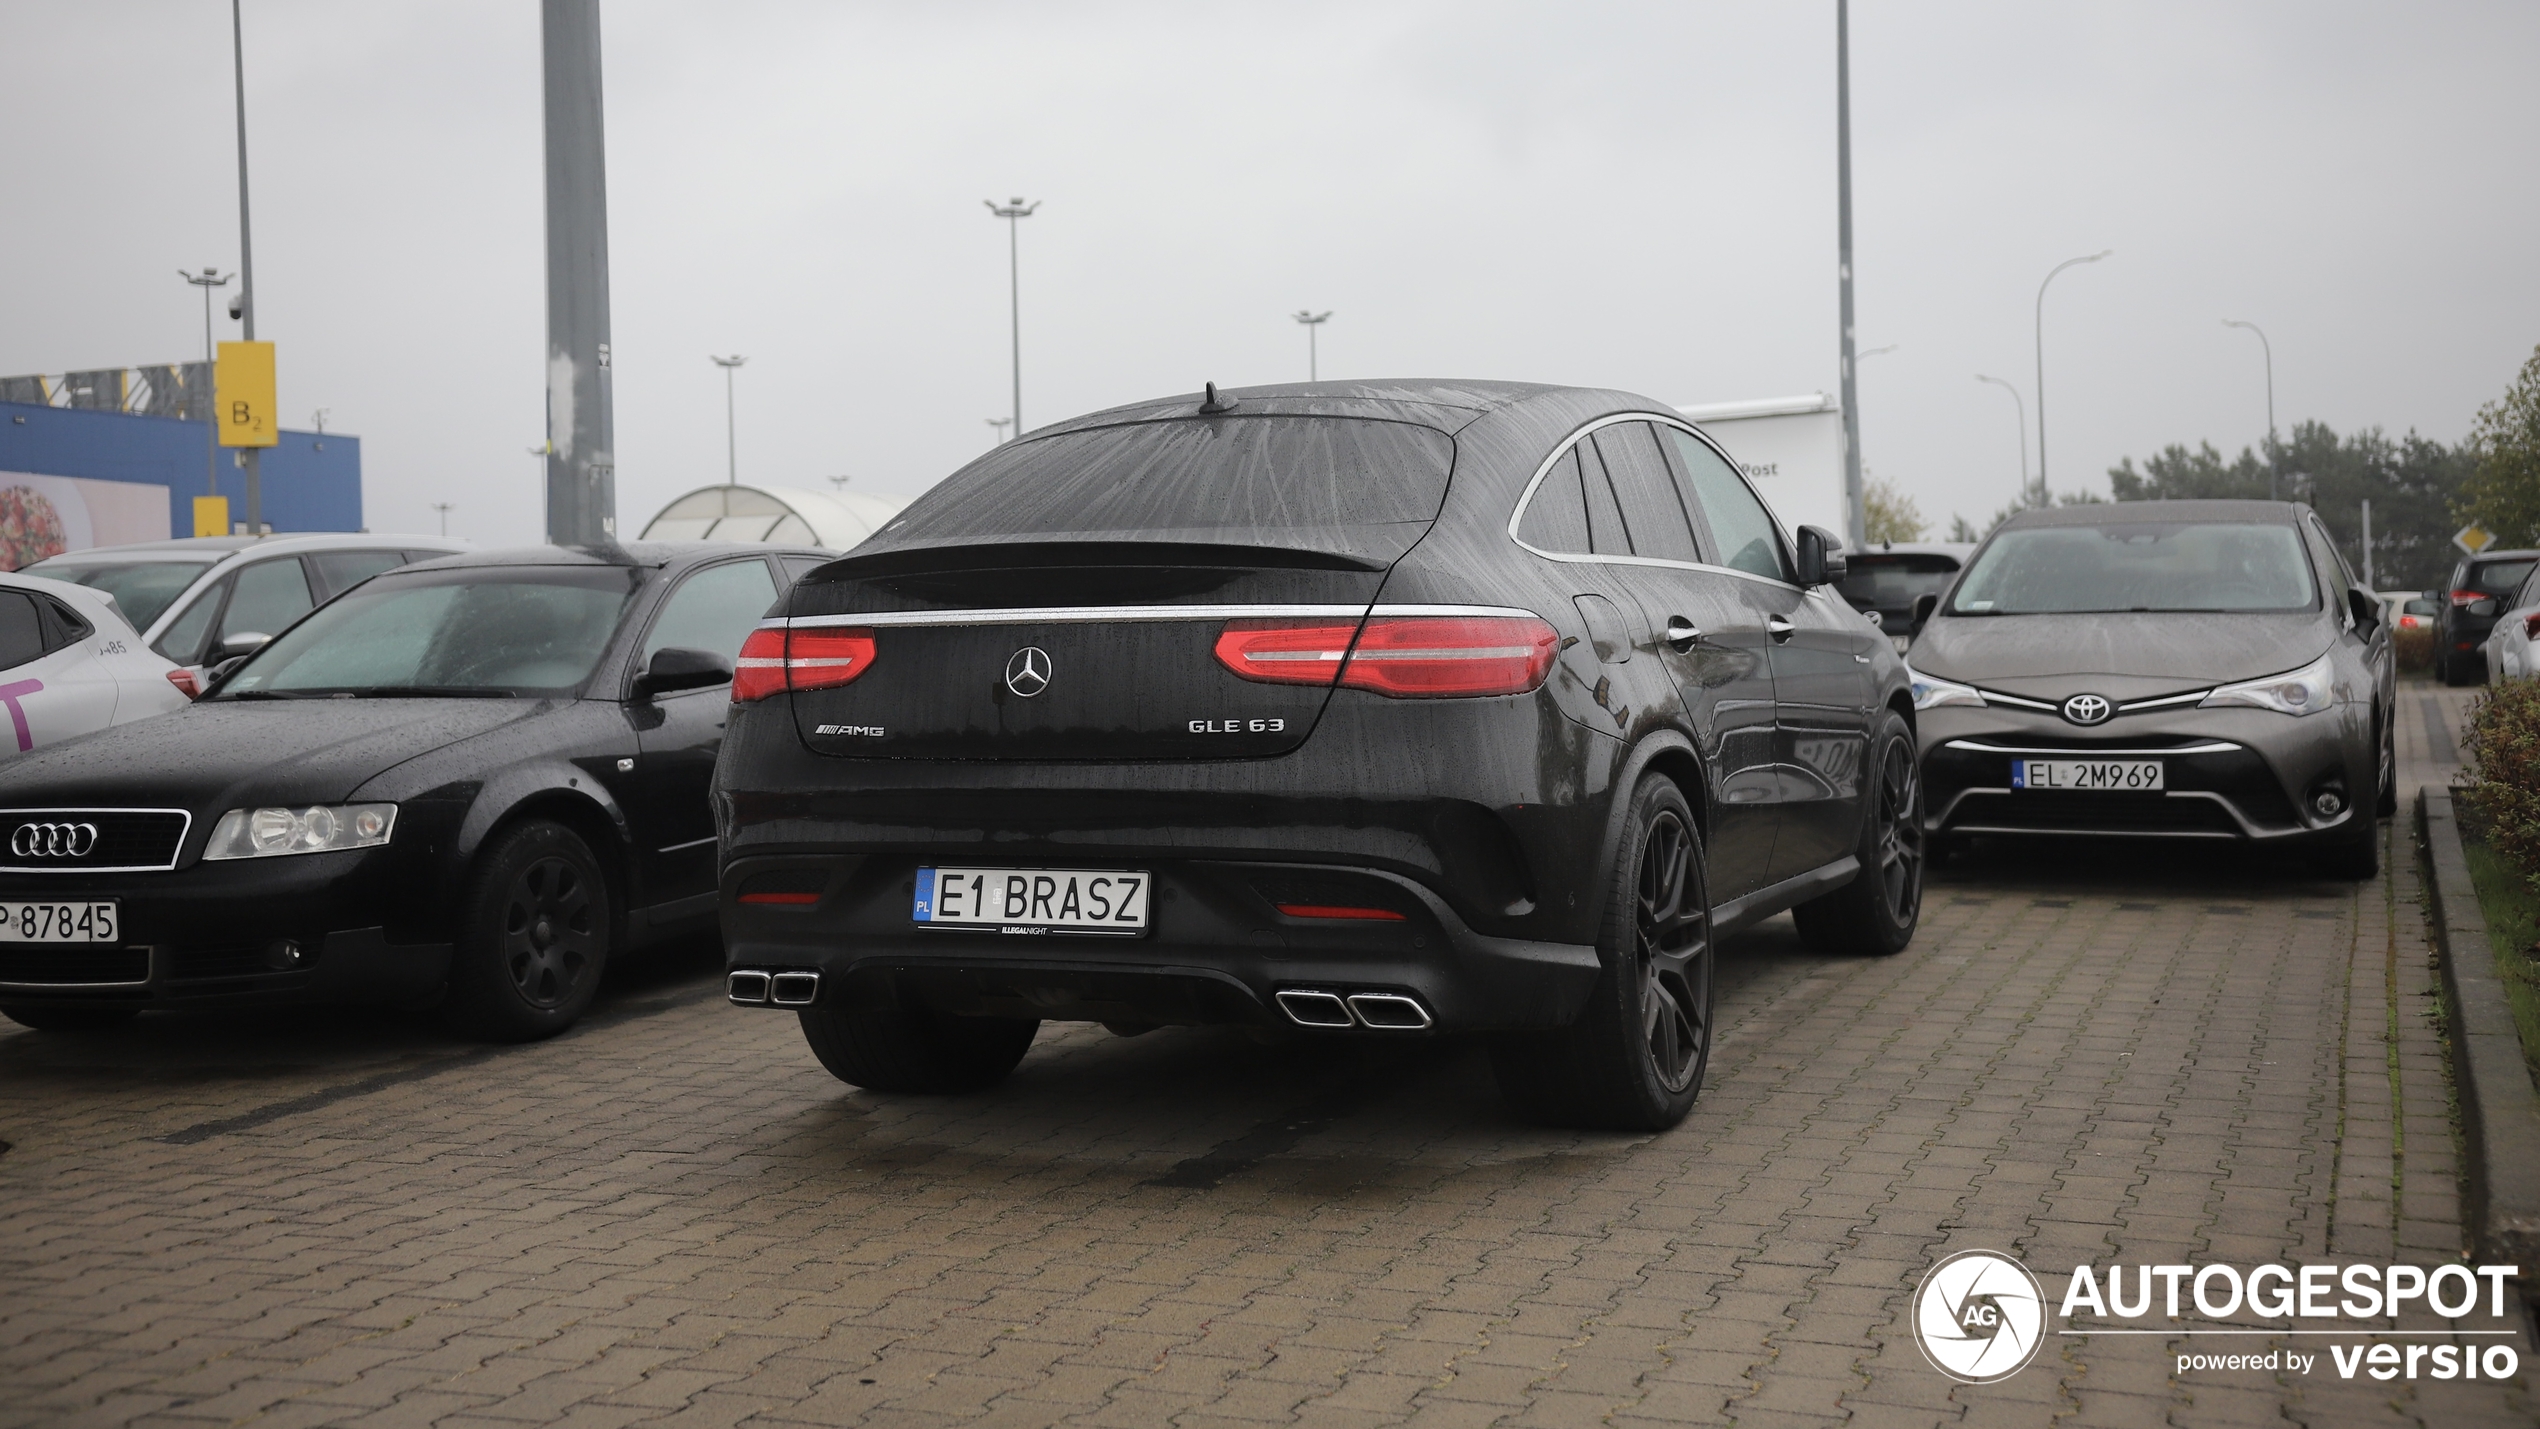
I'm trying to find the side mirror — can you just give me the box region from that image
[634,645,734,698]
[1911,593,1940,630]
[1794,525,1847,587]
[2347,587,2383,635]
[212,632,270,663]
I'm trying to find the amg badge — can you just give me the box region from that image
[815,724,886,737]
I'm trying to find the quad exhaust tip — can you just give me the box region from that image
[727,970,772,1005]
[769,970,821,1007]
[1275,988,1432,1031]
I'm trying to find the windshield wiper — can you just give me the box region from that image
[211,689,313,700]
[349,686,519,699]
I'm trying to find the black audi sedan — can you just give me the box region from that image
[1907,500,2392,877]
[714,380,1919,1130]
[0,540,828,1040]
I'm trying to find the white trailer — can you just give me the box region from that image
[1675,393,1846,542]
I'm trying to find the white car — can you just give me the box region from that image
[2482,568,2540,683]
[0,572,192,754]
[22,533,468,684]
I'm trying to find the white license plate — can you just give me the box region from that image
[915,868,1149,935]
[2012,759,2164,791]
[0,901,119,943]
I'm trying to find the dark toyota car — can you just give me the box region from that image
[2438,548,2540,686]
[715,381,1920,1130]
[1908,500,2392,878]
[0,541,827,1039]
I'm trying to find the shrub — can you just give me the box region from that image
[2460,679,2540,888]
[2394,623,2436,675]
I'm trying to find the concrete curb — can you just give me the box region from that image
[2416,786,2540,1271]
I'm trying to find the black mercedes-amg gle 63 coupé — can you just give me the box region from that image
[715,381,1919,1129]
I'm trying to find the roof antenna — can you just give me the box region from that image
[1199,381,1240,414]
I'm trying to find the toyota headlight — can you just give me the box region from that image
[203,804,397,860]
[1908,665,1986,711]
[2197,654,2336,716]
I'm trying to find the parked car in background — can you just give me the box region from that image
[1834,541,1974,652]
[22,533,470,687]
[2480,567,2540,683]
[2379,589,2438,633]
[2437,549,2540,686]
[0,541,829,1039]
[1908,499,2392,879]
[715,380,1919,1132]
[0,572,190,752]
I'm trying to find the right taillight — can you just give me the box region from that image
[1213,613,1559,699]
[2522,612,2540,641]
[732,626,876,702]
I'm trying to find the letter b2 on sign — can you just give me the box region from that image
[214,341,278,448]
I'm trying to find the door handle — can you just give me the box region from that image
[1665,616,1701,651]
[1766,615,1795,643]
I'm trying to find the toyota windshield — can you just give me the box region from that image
[1949,521,2317,615]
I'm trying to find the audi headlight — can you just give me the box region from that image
[2197,654,2336,716]
[203,804,397,860]
[1908,666,1986,711]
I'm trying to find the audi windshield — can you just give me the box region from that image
[1949,521,2317,615]
[214,566,638,698]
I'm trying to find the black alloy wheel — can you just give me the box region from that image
[448,820,614,1041]
[1490,775,1715,1131]
[1793,709,1924,956]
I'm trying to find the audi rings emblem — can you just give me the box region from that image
[2060,694,2114,727]
[1004,646,1053,698]
[11,821,99,858]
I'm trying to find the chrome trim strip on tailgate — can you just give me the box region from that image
[769,603,1542,630]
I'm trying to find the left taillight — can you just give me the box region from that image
[732,626,876,702]
[164,668,199,700]
[1214,614,1558,699]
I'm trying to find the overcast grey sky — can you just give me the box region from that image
[4,1,2535,545]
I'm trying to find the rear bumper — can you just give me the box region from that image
[1918,702,2373,844]
[719,852,1602,1033]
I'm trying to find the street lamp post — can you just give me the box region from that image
[2221,319,2278,500]
[430,502,454,537]
[228,0,264,535]
[1973,374,2030,504]
[180,268,231,500]
[986,416,1013,447]
[1292,310,1332,381]
[710,355,746,484]
[2033,249,2112,502]
[1835,0,1864,547]
[984,198,1039,439]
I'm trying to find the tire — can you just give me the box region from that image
[2444,652,2482,687]
[444,820,614,1042]
[1792,710,1924,957]
[2,1004,138,1032]
[797,1001,1039,1094]
[1489,775,1714,1132]
[2311,811,2381,882]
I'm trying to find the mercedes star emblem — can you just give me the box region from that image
[2060,693,2113,726]
[1004,646,1052,698]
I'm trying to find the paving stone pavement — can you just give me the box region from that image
[1,683,2531,1428]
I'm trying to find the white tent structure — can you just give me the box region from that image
[639,484,908,550]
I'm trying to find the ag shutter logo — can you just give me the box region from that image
[1913,1250,2047,1383]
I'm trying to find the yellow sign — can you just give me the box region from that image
[2455,523,2497,556]
[192,496,231,538]
[214,340,276,448]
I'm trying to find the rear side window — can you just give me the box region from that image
[642,559,778,667]
[1592,423,1702,565]
[310,550,409,601]
[2468,558,2534,596]
[0,592,44,671]
[1837,554,1961,613]
[155,579,224,664]
[1667,430,1790,581]
[219,558,314,644]
[882,416,1454,560]
[1515,448,1592,555]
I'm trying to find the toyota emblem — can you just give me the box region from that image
[2060,693,2114,726]
[1004,646,1052,698]
[11,821,98,859]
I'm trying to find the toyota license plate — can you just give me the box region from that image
[915,868,1149,935]
[0,901,119,943]
[2011,759,2164,791]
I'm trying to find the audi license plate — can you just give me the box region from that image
[915,867,1149,935]
[0,901,118,943]
[2011,759,2164,791]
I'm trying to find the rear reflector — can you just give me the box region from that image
[738,891,821,906]
[733,626,876,702]
[1215,614,1558,699]
[1276,903,1407,921]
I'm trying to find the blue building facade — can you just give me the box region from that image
[0,401,361,536]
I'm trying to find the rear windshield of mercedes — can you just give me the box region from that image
[876,416,1456,559]
[1950,521,2318,615]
